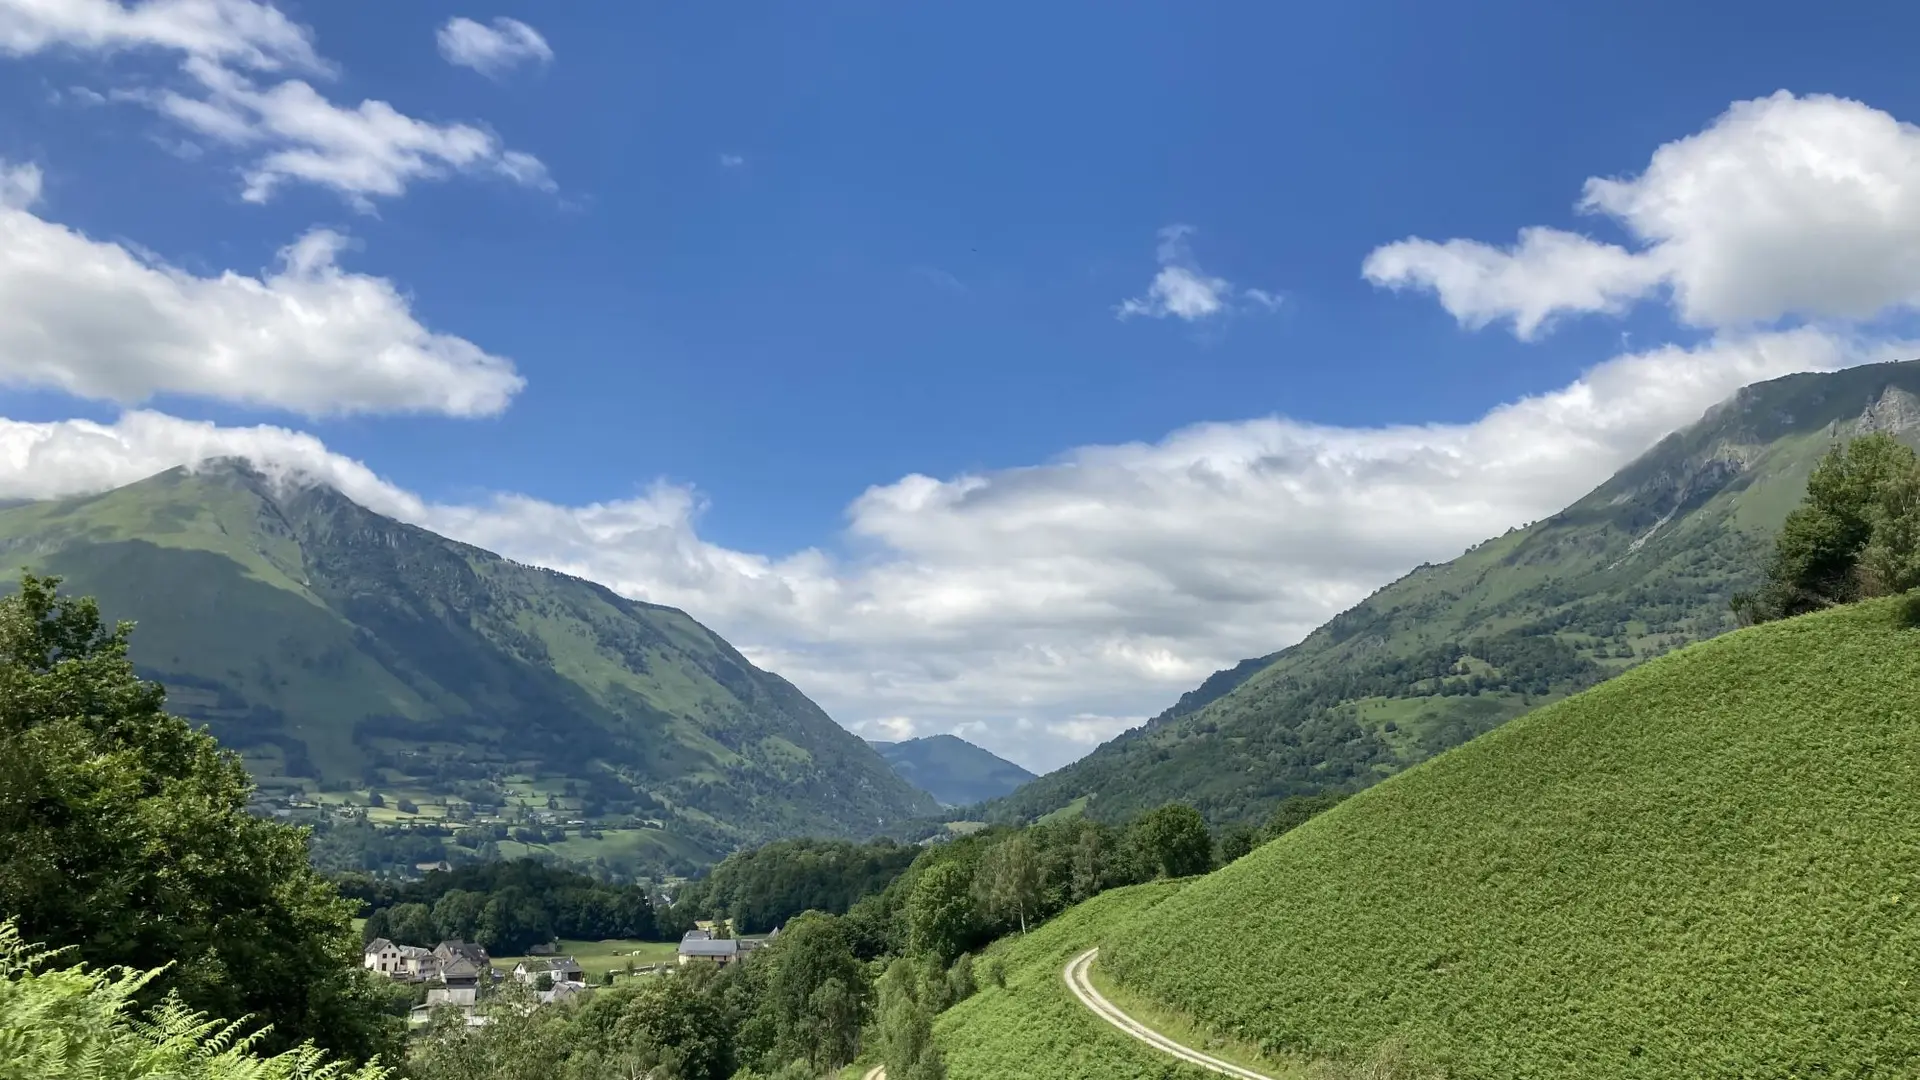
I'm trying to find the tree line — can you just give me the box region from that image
[342,860,683,955]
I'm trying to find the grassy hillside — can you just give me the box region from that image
[930,881,1213,1079]
[1093,598,1920,1078]
[993,360,1920,827]
[0,460,935,870]
[870,733,1037,807]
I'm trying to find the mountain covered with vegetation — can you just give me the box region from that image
[0,461,935,868]
[869,733,1037,807]
[990,359,1920,827]
[1083,595,1920,1077]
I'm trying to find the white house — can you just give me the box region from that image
[363,938,405,975]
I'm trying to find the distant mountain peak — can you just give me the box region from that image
[869,732,1036,808]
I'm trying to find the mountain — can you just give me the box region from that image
[1081,597,1920,1077]
[867,734,1037,807]
[0,460,936,869]
[990,358,1920,827]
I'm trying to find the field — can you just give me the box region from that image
[487,939,681,982]
[1098,598,1920,1078]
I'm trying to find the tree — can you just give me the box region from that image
[1215,822,1260,864]
[1068,822,1108,903]
[386,903,436,947]
[974,834,1041,935]
[878,956,948,1080]
[1262,792,1348,843]
[760,912,869,1072]
[0,575,398,1062]
[906,862,976,964]
[609,975,734,1080]
[1736,434,1920,622]
[1127,803,1213,879]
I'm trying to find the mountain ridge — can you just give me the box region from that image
[988,359,1920,827]
[0,459,936,872]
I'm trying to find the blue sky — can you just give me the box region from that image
[2,1,1919,768]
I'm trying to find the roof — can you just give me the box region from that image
[364,938,394,954]
[397,945,435,959]
[678,938,740,958]
[438,957,483,981]
[681,929,711,942]
[435,940,490,963]
[516,956,582,973]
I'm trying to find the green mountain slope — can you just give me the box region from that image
[868,733,1037,807]
[1090,597,1920,1077]
[0,461,935,864]
[992,359,1920,826]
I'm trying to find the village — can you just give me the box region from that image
[363,924,775,1028]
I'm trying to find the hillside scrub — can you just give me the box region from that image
[1102,598,1920,1078]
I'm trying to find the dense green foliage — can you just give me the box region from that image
[0,460,933,874]
[988,363,1920,828]
[339,860,676,954]
[1736,432,1920,622]
[1099,598,1920,1078]
[676,837,921,933]
[0,922,388,1080]
[0,575,398,1063]
[406,910,888,1079]
[869,734,1037,807]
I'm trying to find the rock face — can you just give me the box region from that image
[988,358,1920,827]
[0,460,937,867]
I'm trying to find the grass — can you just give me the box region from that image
[486,939,681,982]
[1099,598,1920,1079]
[931,881,1217,1079]
[1083,961,1301,1078]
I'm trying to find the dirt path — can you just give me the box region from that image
[1062,948,1279,1080]
[863,1065,885,1080]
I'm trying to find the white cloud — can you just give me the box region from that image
[1117,225,1281,322]
[0,172,521,415]
[0,0,323,72]
[0,0,550,206]
[436,16,551,78]
[719,154,745,168]
[0,327,1879,771]
[1365,92,1920,337]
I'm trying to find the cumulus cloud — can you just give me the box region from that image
[436,16,551,78]
[0,0,549,206]
[0,327,1880,770]
[0,170,521,415]
[1117,225,1281,322]
[1366,92,1920,338]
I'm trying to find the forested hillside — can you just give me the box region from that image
[991,360,1920,826]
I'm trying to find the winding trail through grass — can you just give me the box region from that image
[869,945,1277,1080]
[1062,948,1279,1080]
